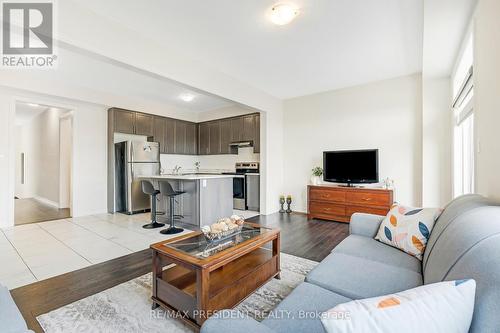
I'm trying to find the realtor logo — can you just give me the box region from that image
[2,1,56,67]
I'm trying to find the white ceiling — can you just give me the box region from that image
[76,0,424,99]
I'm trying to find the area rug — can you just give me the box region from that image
[37,253,317,333]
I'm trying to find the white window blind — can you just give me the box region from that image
[452,34,474,198]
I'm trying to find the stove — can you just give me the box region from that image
[224,162,260,211]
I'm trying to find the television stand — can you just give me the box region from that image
[307,184,393,223]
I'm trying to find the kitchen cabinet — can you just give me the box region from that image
[230,117,243,142]
[220,119,232,154]
[242,115,255,142]
[174,121,187,154]
[198,122,209,155]
[153,117,166,153]
[114,109,135,134]
[186,123,197,155]
[208,121,221,155]
[135,113,154,136]
[109,108,258,156]
[165,118,176,154]
[254,114,260,153]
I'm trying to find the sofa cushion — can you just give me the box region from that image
[262,282,351,333]
[321,279,476,333]
[305,252,422,299]
[0,285,29,333]
[333,234,422,273]
[375,204,441,260]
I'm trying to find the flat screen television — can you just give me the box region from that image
[323,149,379,186]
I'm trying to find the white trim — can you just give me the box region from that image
[33,196,60,209]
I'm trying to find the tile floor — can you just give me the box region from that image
[0,210,260,290]
[0,212,192,290]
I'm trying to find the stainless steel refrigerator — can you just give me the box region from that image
[115,141,160,214]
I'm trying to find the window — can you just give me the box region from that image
[452,34,474,198]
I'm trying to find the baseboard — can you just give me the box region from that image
[33,196,60,209]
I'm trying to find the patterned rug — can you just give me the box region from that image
[37,253,317,333]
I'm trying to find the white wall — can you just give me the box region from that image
[283,75,423,212]
[422,77,453,207]
[473,0,500,201]
[15,124,35,198]
[0,87,109,227]
[32,109,63,205]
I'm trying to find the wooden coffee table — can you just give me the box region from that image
[150,222,280,328]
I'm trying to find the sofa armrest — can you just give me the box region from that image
[201,310,275,333]
[349,213,385,238]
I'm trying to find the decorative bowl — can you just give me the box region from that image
[202,224,243,242]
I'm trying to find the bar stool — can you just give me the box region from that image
[141,181,165,229]
[159,181,185,235]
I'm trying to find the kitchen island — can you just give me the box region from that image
[139,174,234,229]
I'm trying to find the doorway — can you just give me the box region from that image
[14,102,73,225]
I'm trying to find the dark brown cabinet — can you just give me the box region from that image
[230,117,244,142]
[186,123,197,155]
[198,122,209,155]
[174,121,187,154]
[114,109,135,134]
[242,115,255,142]
[254,114,260,153]
[220,119,232,154]
[135,113,154,136]
[208,121,221,155]
[165,118,176,154]
[110,108,259,156]
[153,117,166,153]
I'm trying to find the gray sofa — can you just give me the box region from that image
[0,284,32,333]
[201,194,500,333]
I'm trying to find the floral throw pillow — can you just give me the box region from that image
[375,204,442,260]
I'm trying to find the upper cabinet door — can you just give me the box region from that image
[135,113,154,136]
[219,119,232,154]
[175,121,187,154]
[153,117,166,153]
[114,109,135,134]
[208,121,221,155]
[198,122,209,155]
[185,122,197,155]
[165,118,176,154]
[242,115,255,142]
[230,117,243,142]
[254,114,260,153]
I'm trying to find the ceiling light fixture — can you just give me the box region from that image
[27,103,40,107]
[179,93,195,102]
[269,3,299,26]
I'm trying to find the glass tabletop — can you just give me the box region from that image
[165,224,268,259]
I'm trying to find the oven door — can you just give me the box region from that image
[233,175,246,210]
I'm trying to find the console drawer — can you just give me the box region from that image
[346,205,390,217]
[309,201,346,217]
[346,191,391,207]
[309,188,345,203]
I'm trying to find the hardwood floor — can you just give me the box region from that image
[11,212,348,333]
[15,198,71,226]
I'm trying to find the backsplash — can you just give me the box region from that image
[160,147,259,173]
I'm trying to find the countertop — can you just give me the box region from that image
[139,174,235,180]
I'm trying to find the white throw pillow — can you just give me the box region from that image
[375,204,442,260]
[321,279,476,333]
